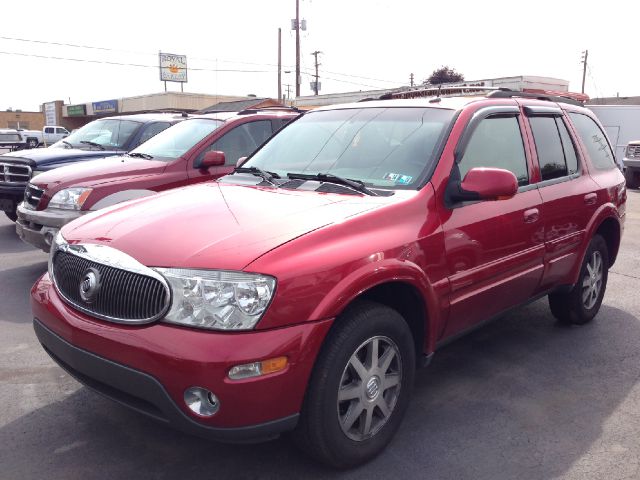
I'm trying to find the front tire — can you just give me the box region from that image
[548,234,609,325]
[293,300,416,468]
[4,209,17,222]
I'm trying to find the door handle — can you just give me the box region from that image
[524,208,539,224]
[584,193,597,205]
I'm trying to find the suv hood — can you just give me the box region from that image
[3,147,123,169]
[62,182,391,271]
[32,156,167,192]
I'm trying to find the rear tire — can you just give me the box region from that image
[293,300,416,468]
[548,234,608,325]
[624,168,638,189]
[27,138,38,149]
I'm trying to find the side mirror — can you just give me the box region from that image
[237,156,247,167]
[453,167,518,202]
[201,150,225,168]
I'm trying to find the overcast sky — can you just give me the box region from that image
[2,0,638,112]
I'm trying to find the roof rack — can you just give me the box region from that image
[487,88,583,107]
[237,106,304,115]
[380,86,497,101]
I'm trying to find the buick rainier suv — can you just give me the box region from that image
[31,90,625,468]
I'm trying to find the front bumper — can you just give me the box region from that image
[16,202,83,251]
[31,273,333,442]
[623,157,640,170]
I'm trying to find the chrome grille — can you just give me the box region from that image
[52,249,170,324]
[627,144,640,159]
[0,162,31,184]
[24,184,44,209]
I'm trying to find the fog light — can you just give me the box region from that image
[228,356,288,380]
[184,387,219,417]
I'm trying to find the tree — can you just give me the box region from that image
[426,66,464,85]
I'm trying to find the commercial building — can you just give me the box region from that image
[294,75,585,108]
[0,110,45,130]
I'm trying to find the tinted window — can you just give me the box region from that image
[529,117,567,180]
[57,119,141,149]
[203,120,273,166]
[557,119,579,175]
[55,128,67,134]
[243,107,455,189]
[137,122,171,146]
[459,116,529,186]
[44,127,54,134]
[569,113,615,170]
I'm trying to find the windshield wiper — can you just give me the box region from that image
[61,140,73,149]
[128,152,154,160]
[286,172,377,196]
[80,140,105,150]
[234,166,280,186]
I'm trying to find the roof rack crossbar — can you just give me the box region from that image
[487,89,583,107]
[237,106,303,115]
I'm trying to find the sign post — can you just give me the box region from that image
[159,53,188,91]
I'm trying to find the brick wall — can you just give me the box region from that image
[0,111,45,130]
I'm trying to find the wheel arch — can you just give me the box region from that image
[594,216,621,268]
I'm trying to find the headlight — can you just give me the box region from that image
[48,231,66,278]
[155,268,276,331]
[49,188,92,210]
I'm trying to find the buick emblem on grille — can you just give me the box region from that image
[79,268,101,304]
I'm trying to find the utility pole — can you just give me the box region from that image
[295,0,301,97]
[410,73,414,87]
[278,28,282,102]
[581,50,588,94]
[311,50,322,95]
[284,84,292,102]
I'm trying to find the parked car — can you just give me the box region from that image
[622,140,640,188]
[16,109,298,251]
[0,113,183,221]
[31,91,625,468]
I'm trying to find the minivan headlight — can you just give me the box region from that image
[155,268,276,330]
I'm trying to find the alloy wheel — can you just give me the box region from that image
[582,250,603,310]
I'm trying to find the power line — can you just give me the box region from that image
[0,34,405,86]
[0,50,269,73]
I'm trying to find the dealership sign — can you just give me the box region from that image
[92,100,118,115]
[159,53,188,83]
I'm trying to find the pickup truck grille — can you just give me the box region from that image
[24,184,44,209]
[627,144,640,159]
[52,250,171,324]
[0,162,31,184]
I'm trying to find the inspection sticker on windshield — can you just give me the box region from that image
[383,173,413,185]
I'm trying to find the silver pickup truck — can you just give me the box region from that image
[624,140,640,188]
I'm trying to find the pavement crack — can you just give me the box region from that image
[609,270,640,280]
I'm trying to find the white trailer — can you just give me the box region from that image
[587,105,640,170]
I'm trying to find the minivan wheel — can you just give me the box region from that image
[293,300,415,468]
[548,234,609,325]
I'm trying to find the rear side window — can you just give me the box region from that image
[459,116,529,186]
[203,120,273,166]
[529,116,579,180]
[569,113,616,170]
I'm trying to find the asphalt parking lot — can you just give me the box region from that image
[1,192,640,480]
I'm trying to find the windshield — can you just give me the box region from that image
[130,118,222,161]
[243,107,455,189]
[53,119,141,150]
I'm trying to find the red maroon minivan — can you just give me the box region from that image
[31,90,625,468]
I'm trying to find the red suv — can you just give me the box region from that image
[16,109,298,251]
[31,90,625,468]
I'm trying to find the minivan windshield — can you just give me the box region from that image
[130,118,222,161]
[243,107,455,189]
[53,119,141,150]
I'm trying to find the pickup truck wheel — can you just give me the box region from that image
[27,138,38,149]
[624,168,639,189]
[4,210,17,222]
[548,234,608,325]
[293,300,415,468]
